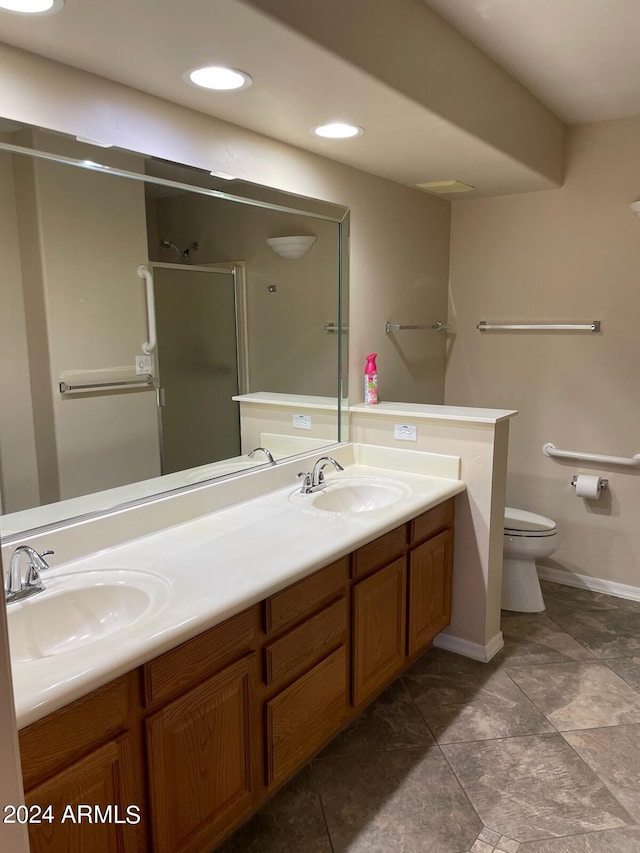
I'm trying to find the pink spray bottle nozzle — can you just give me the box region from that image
[364,353,378,374]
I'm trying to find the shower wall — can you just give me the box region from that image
[149,192,340,398]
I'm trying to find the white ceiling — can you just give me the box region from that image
[0,0,638,194]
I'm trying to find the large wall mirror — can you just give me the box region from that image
[0,122,349,540]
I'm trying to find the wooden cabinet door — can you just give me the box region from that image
[352,557,406,707]
[407,528,453,656]
[265,645,347,788]
[145,654,257,853]
[25,737,140,853]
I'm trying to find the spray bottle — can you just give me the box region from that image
[364,353,378,405]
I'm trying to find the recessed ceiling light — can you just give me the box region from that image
[312,123,363,139]
[0,0,63,12]
[186,66,252,91]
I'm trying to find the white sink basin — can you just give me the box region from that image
[8,570,171,662]
[291,476,412,514]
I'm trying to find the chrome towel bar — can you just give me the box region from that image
[477,321,601,333]
[60,376,157,394]
[385,321,450,333]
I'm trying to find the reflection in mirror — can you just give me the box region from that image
[0,123,348,539]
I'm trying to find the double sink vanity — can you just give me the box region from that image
[5,445,465,853]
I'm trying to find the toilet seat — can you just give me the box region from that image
[504,507,557,538]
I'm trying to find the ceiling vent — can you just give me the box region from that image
[416,180,475,194]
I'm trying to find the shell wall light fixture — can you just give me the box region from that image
[266,235,317,260]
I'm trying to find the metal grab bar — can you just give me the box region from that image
[137,265,157,354]
[478,321,601,333]
[60,376,157,394]
[385,321,450,333]
[543,443,640,468]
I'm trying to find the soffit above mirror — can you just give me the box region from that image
[0,0,563,196]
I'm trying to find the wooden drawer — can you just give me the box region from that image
[264,597,347,689]
[352,524,407,580]
[409,499,454,546]
[264,557,348,635]
[265,646,347,788]
[19,673,134,791]
[143,605,260,709]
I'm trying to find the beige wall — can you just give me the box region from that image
[445,117,640,590]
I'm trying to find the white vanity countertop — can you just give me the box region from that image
[10,461,465,728]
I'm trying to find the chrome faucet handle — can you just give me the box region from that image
[6,545,54,603]
[297,472,313,493]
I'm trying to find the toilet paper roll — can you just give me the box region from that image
[574,474,602,500]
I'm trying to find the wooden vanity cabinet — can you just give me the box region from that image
[407,528,453,656]
[145,654,258,853]
[142,606,261,853]
[18,498,456,853]
[24,736,138,853]
[352,557,407,707]
[407,500,455,658]
[351,499,455,707]
[19,673,145,853]
[262,558,350,788]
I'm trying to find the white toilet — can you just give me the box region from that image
[502,507,558,612]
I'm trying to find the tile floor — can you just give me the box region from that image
[218,580,640,852]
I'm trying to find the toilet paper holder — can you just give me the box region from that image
[571,475,609,491]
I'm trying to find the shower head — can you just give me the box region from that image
[160,238,198,264]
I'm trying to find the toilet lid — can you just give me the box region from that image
[504,507,557,537]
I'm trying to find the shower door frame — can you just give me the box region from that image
[149,260,249,475]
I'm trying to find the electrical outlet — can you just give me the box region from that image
[293,414,312,430]
[394,423,417,442]
[135,355,151,375]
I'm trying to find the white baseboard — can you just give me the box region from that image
[537,565,640,603]
[433,630,504,662]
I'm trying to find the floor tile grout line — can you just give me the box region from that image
[399,668,497,845]
[556,729,640,830]
[308,759,337,853]
[531,610,600,655]
[500,666,563,737]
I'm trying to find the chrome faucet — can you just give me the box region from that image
[5,546,54,604]
[247,446,275,464]
[298,456,344,494]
